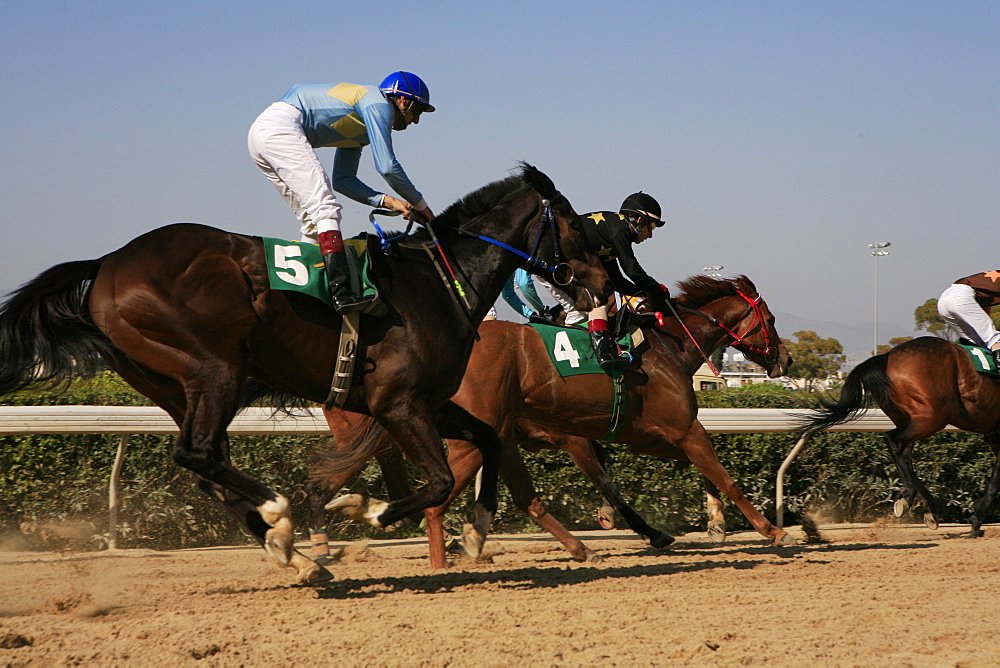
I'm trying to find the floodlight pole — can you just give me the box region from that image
[869,242,891,355]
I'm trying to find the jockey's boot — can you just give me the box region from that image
[319,230,375,315]
[589,328,630,374]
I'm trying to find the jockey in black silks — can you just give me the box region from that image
[542,192,668,373]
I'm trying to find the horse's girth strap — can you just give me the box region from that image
[599,375,628,444]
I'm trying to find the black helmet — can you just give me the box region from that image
[620,192,664,227]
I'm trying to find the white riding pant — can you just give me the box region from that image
[248,101,343,243]
[938,283,1000,349]
[535,278,587,325]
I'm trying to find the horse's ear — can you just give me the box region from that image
[735,275,757,295]
[518,162,556,199]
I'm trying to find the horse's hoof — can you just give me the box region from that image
[923,513,939,530]
[707,522,727,544]
[597,506,615,530]
[263,519,294,565]
[326,494,387,528]
[461,523,485,558]
[894,498,909,518]
[774,531,797,546]
[297,561,334,585]
[649,532,676,549]
[264,534,292,565]
[312,555,336,567]
[584,550,604,564]
[325,493,364,513]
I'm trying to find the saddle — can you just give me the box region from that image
[957,340,1000,377]
[262,233,387,317]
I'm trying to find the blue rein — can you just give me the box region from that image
[367,195,566,275]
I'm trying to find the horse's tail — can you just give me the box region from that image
[0,259,116,395]
[796,354,894,433]
[309,416,391,483]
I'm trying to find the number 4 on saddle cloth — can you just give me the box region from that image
[263,236,387,317]
[531,320,645,443]
[958,343,1000,376]
[531,322,642,377]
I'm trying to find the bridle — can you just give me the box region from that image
[463,193,577,288]
[661,286,780,369]
[708,289,779,364]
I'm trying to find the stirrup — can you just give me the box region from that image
[332,293,376,315]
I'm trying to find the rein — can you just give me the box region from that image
[461,194,570,280]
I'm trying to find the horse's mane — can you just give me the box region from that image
[675,274,757,309]
[401,163,548,242]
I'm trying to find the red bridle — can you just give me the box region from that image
[653,288,780,371]
[714,289,778,363]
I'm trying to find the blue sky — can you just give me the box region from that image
[2,1,997,355]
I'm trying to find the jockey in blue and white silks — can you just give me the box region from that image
[248,71,436,314]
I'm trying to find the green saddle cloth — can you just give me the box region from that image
[958,344,1000,376]
[262,236,381,312]
[528,322,637,377]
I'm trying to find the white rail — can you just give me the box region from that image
[0,406,961,540]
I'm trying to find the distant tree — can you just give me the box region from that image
[914,298,950,339]
[877,336,914,354]
[914,297,1000,342]
[782,330,845,392]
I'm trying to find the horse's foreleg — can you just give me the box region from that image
[563,438,674,549]
[434,401,502,559]
[420,439,485,568]
[674,422,792,546]
[364,401,455,530]
[705,480,726,544]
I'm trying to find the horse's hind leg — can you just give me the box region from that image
[562,438,675,549]
[968,432,1000,537]
[884,428,941,529]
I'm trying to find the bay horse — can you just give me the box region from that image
[797,336,1000,536]
[312,275,795,567]
[0,164,612,583]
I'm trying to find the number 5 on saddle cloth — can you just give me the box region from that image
[264,235,387,407]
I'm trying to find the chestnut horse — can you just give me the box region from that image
[797,336,1000,536]
[0,165,611,583]
[313,275,794,567]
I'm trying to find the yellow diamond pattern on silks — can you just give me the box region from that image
[327,83,369,105]
[325,113,367,147]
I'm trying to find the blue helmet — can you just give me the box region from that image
[379,71,435,112]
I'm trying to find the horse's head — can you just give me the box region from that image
[675,275,792,378]
[517,164,613,311]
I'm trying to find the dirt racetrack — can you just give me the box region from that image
[3,522,1000,666]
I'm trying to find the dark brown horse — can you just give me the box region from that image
[797,336,1000,536]
[0,165,612,583]
[313,275,794,567]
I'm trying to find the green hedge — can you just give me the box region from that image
[1,376,994,551]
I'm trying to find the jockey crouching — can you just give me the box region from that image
[248,71,436,314]
[542,192,669,373]
[938,270,1000,366]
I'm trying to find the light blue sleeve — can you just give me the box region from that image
[501,274,535,319]
[359,103,425,207]
[331,147,384,208]
[515,268,545,314]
